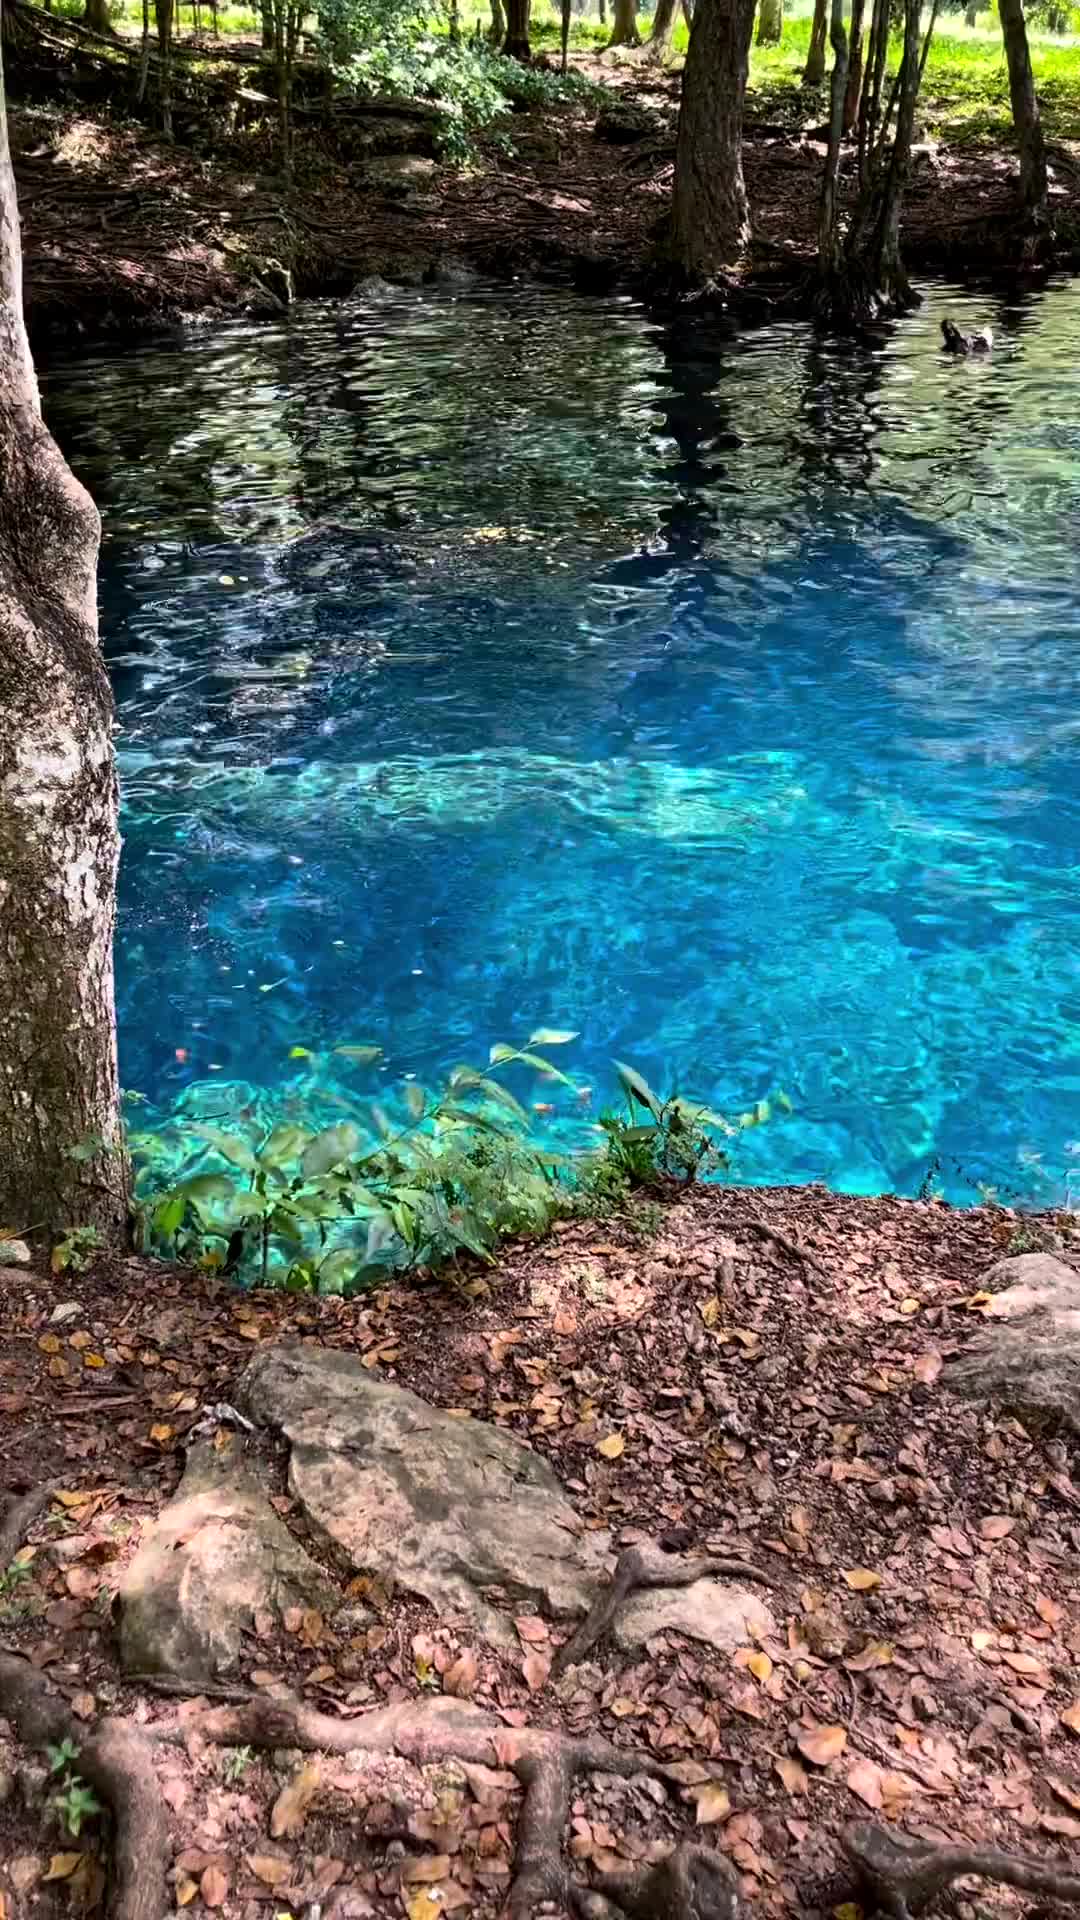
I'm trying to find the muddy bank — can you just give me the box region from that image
[14,62,1080,347]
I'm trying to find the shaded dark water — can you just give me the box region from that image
[42,278,1080,1202]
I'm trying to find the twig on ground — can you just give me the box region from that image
[744,1211,829,1277]
[843,1820,1080,1919]
[0,1653,169,1920]
[550,1543,771,1681]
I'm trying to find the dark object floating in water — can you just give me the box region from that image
[941,318,993,355]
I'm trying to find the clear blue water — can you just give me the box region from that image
[41,278,1080,1204]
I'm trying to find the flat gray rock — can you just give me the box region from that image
[615,1578,774,1652]
[118,1432,336,1684]
[950,1252,1080,1435]
[243,1346,606,1648]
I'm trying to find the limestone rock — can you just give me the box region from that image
[0,1240,31,1266]
[950,1253,1080,1434]
[243,1346,608,1648]
[118,1432,336,1684]
[614,1578,774,1653]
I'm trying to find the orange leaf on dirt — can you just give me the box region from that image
[149,1424,175,1446]
[175,1878,199,1907]
[846,1759,884,1809]
[443,1648,479,1699]
[596,1433,625,1459]
[401,1856,451,1885]
[694,1783,732,1826]
[83,1353,106,1369]
[845,1641,893,1672]
[514,1616,549,1645]
[42,1855,83,1883]
[734,1648,773,1683]
[913,1350,943,1385]
[774,1756,808,1795]
[1037,1594,1063,1627]
[199,1866,228,1909]
[843,1569,882,1591]
[270,1761,320,1838]
[38,1335,61,1355]
[245,1856,290,1889]
[797,1724,847,1767]
[405,1893,442,1920]
[979,1515,1016,1540]
[522,1651,551,1693]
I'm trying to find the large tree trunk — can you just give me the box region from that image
[802,0,827,83]
[0,37,128,1244]
[502,0,530,58]
[81,0,116,33]
[999,0,1047,211]
[756,0,781,44]
[647,0,677,57]
[608,0,640,44]
[488,0,506,41]
[665,0,756,279]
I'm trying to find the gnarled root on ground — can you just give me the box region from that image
[0,1653,170,1920]
[550,1544,771,1681]
[843,1820,1080,1919]
[174,1693,740,1920]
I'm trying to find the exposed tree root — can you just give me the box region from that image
[843,1820,1080,1918]
[0,1481,53,1566]
[743,1212,829,1278]
[169,1692,737,1920]
[0,1653,170,1920]
[550,1544,771,1681]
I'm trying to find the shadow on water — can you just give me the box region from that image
[37,277,1080,1205]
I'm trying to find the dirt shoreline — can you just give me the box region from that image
[15,71,1080,350]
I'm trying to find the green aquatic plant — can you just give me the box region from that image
[131,1034,784,1290]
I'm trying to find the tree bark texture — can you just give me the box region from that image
[647,0,677,58]
[818,0,848,277]
[999,0,1047,210]
[488,0,506,43]
[666,0,756,277]
[844,0,865,129]
[82,0,115,33]
[802,0,826,83]
[502,0,530,58]
[608,0,641,45]
[0,32,128,1241]
[756,0,781,46]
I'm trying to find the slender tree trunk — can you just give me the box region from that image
[844,0,865,129]
[502,0,530,58]
[999,0,1047,210]
[560,0,570,68]
[608,0,640,44]
[0,35,128,1244]
[598,0,606,24]
[964,1,976,21]
[756,0,781,45]
[802,0,827,83]
[665,0,756,278]
[81,0,116,34]
[261,0,274,49]
[648,0,677,54]
[155,0,173,135]
[488,0,506,42]
[136,0,151,99]
[818,0,848,280]
[448,0,461,42]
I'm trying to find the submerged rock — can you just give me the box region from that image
[118,1431,336,1684]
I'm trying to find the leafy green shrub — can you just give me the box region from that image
[589,1062,786,1189]
[340,33,601,159]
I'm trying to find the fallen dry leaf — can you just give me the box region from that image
[443,1648,479,1699]
[842,1568,882,1592]
[775,1755,809,1795]
[979,1515,1016,1540]
[270,1760,320,1838]
[405,1892,443,1920]
[694,1783,732,1826]
[1061,1702,1080,1737]
[199,1866,228,1909]
[522,1651,551,1693]
[401,1856,452,1885]
[734,1648,773,1683]
[245,1855,290,1889]
[846,1758,884,1810]
[798,1724,848,1767]
[514,1616,549,1645]
[596,1433,625,1460]
[42,1855,83,1884]
[913,1350,943,1385]
[845,1641,893,1672]
[175,1879,199,1908]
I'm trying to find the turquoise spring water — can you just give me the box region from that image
[41,278,1080,1205]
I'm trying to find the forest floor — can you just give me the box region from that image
[11,38,1080,344]
[3,1183,1080,1920]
